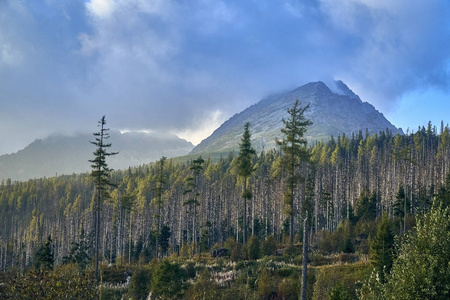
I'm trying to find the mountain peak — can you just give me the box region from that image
[332,80,362,102]
[291,81,332,96]
[191,81,402,155]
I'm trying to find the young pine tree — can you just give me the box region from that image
[276,100,312,245]
[237,122,256,244]
[370,214,395,283]
[89,116,118,280]
[35,235,54,271]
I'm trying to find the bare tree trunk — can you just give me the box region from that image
[95,195,100,280]
[301,214,308,300]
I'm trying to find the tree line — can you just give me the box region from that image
[1,107,450,273]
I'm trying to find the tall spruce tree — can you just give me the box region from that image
[237,122,256,244]
[276,100,312,245]
[183,156,204,254]
[89,116,118,280]
[152,156,167,258]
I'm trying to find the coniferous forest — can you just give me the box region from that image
[2,116,450,299]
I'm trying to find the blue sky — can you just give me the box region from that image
[0,0,449,155]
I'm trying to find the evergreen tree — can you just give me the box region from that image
[34,235,54,271]
[158,224,171,257]
[355,189,377,222]
[151,259,186,299]
[435,172,450,208]
[89,116,118,280]
[237,122,256,244]
[276,100,312,245]
[329,282,351,300]
[62,229,90,271]
[152,156,167,258]
[183,156,204,254]
[245,235,260,260]
[362,204,450,299]
[370,214,394,283]
[394,185,410,233]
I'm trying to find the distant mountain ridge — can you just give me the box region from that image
[0,131,194,181]
[191,81,402,154]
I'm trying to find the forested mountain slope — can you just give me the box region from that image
[0,123,447,271]
[0,131,193,182]
[191,81,403,154]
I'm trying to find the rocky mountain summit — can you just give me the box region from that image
[191,81,402,154]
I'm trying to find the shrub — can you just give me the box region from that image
[184,261,197,279]
[257,268,277,300]
[283,245,301,257]
[329,282,351,300]
[185,268,219,300]
[2,267,97,299]
[126,266,152,300]
[225,237,242,261]
[278,277,300,300]
[246,235,261,260]
[276,268,294,278]
[261,235,278,256]
[362,205,450,300]
[312,262,371,300]
[151,259,186,299]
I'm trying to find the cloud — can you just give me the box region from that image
[318,0,450,110]
[0,0,449,154]
[86,0,114,19]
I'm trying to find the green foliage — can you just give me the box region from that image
[366,204,450,299]
[245,235,261,260]
[276,100,312,245]
[237,122,256,180]
[317,221,354,255]
[276,267,294,278]
[278,277,300,300]
[257,268,277,300]
[369,214,394,282]
[394,184,410,220]
[199,229,210,253]
[126,266,152,300]
[224,237,242,261]
[355,189,377,222]
[183,156,204,255]
[89,116,118,200]
[313,263,372,300]
[261,235,277,256]
[237,122,256,244]
[184,261,197,279]
[151,259,186,299]
[185,268,219,300]
[329,282,352,300]
[342,238,354,254]
[34,235,54,271]
[158,224,171,256]
[283,245,301,257]
[6,121,450,282]
[89,116,118,279]
[337,219,354,253]
[62,230,90,271]
[2,266,97,299]
[152,156,167,222]
[435,172,450,208]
